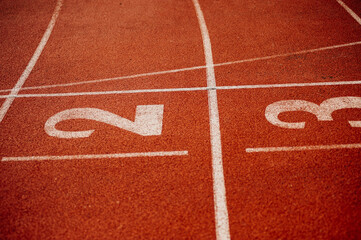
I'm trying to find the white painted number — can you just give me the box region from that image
[45,105,164,138]
[265,96,361,129]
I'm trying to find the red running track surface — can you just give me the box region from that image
[0,0,360,239]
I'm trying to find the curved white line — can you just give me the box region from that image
[191,0,231,239]
[0,0,63,122]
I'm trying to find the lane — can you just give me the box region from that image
[199,0,361,64]
[201,0,361,237]
[21,0,205,90]
[0,155,214,239]
[217,86,361,239]
[0,0,56,90]
[0,91,216,238]
[0,1,218,237]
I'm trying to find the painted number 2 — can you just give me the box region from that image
[265,96,361,129]
[45,105,164,138]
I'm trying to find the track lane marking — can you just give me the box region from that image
[191,0,230,239]
[0,41,360,94]
[0,87,209,98]
[44,105,164,138]
[1,80,360,98]
[215,41,361,67]
[0,0,63,122]
[246,143,361,153]
[2,151,188,161]
[0,65,206,94]
[336,0,361,25]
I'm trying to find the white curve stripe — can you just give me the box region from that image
[336,0,361,25]
[0,0,63,122]
[246,143,361,153]
[0,80,360,98]
[2,151,188,161]
[191,0,231,239]
[0,40,359,94]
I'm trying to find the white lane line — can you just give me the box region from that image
[0,0,63,122]
[0,80,360,98]
[0,65,206,93]
[336,0,361,25]
[246,143,361,153]
[0,87,209,98]
[191,0,230,239]
[0,41,360,94]
[2,151,188,161]
[216,80,361,90]
[215,41,361,67]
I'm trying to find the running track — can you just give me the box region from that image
[0,0,360,239]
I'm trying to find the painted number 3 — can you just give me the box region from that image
[265,96,361,129]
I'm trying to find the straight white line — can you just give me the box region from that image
[336,0,361,25]
[0,0,63,122]
[216,80,361,90]
[0,87,209,98]
[0,41,359,94]
[0,80,360,98]
[214,41,361,67]
[2,150,189,161]
[246,143,361,153]
[0,65,206,93]
[191,0,230,239]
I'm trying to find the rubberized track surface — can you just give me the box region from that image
[0,0,360,239]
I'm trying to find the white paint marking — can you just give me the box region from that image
[2,151,188,161]
[0,0,63,122]
[265,96,361,129]
[336,0,361,25]
[217,80,361,90]
[215,41,361,67]
[0,41,359,94]
[191,0,230,239]
[246,143,361,153]
[45,105,164,138]
[0,87,209,98]
[0,65,206,93]
[0,80,360,99]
